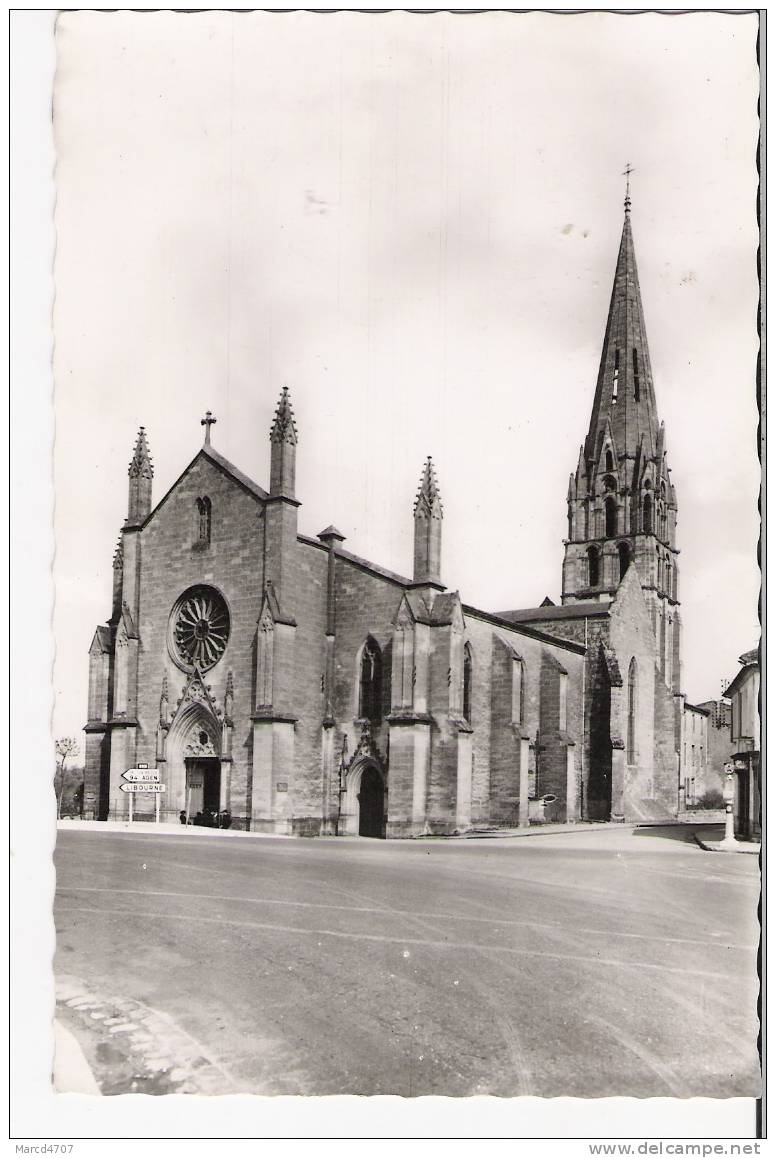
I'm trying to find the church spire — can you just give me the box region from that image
[413,456,443,586]
[584,202,660,468]
[126,426,153,525]
[269,386,298,498]
[561,194,681,692]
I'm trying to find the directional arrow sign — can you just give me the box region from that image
[123,768,160,783]
[120,783,166,794]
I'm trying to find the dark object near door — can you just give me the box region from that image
[358,766,384,838]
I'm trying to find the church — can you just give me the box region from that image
[83,195,686,836]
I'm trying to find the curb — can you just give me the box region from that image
[694,831,761,856]
[57,819,294,840]
[59,818,718,844]
[54,1019,101,1095]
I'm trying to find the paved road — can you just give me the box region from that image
[54,825,760,1098]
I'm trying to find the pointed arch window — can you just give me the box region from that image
[359,638,383,722]
[587,545,600,587]
[196,497,212,545]
[618,541,631,580]
[612,349,620,403]
[605,449,614,472]
[463,643,473,725]
[643,493,653,535]
[511,656,525,725]
[558,671,568,731]
[627,658,638,764]
[632,348,641,401]
[605,496,618,538]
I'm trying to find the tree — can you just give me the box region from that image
[54,738,80,819]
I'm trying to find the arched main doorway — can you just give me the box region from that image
[166,703,223,822]
[356,763,385,838]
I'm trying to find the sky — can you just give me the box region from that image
[51,9,761,748]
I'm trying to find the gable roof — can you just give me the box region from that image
[724,648,760,699]
[297,533,414,588]
[202,445,269,502]
[497,601,612,624]
[461,604,587,654]
[90,625,112,654]
[139,443,268,530]
[430,591,461,626]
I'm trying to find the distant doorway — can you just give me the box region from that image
[588,664,613,820]
[357,765,385,838]
[185,757,221,821]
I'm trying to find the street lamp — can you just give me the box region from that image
[720,761,738,849]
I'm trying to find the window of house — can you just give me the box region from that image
[359,638,383,721]
[196,496,212,545]
[587,545,600,587]
[627,657,637,764]
[463,643,473,724]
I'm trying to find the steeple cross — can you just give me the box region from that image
[201,410,217,445]
[622,162,635,212]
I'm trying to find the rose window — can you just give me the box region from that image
[168,585,230,672]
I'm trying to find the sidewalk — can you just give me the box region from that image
[58,817,709,842]
[57,818,295,840]
[694,828,761,856]
[53,1019,101,1095]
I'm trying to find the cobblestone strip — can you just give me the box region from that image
[56,975,241,1095]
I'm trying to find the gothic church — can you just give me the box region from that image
[84,198,686,835]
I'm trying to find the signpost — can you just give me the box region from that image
[122,765,165,823]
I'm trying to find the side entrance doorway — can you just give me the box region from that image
[357,764,385,838]
[185,757,221,821]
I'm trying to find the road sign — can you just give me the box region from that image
[120,783,166,794]
[123,768,160,783]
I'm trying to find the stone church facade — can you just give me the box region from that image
[84,199,686,834]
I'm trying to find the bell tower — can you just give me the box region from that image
[561,186,681,691]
